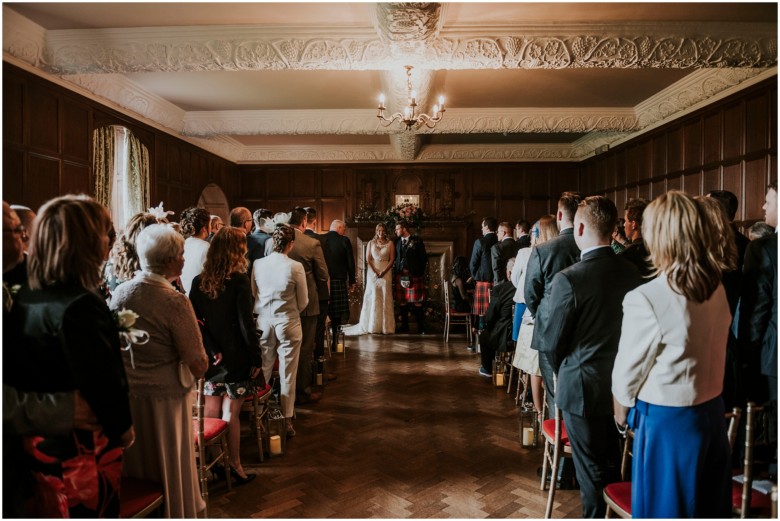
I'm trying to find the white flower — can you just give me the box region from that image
[115,308,139,330]
[148,201,174,221]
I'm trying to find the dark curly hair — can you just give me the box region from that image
[272,224,296,253]
[180,207,210,239]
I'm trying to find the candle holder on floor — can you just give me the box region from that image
[519,407,540,448]
[265,407,287,456]
[335,327,346,358]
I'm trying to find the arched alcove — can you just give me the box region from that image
[197,183,230,222]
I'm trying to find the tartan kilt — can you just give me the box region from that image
[394,273,426,304]
[328,278,350,321]
[473,281,493,316]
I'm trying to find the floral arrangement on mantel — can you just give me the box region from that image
[352,202,427,229]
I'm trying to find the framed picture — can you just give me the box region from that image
[395,194,419,206]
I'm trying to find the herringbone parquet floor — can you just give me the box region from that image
[208,333,583,518]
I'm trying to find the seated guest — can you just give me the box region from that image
[180,207,212,295]
[544,196,642,518]
[7,195,134,517]
[450,255,473,313]
[190,227,263,485]
[252,224,308,437]
[110,223,209,518]
[478,259,517,377]
[613,191,735,518]
[105,211,157,293]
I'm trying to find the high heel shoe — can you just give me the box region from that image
[230,467,257,486]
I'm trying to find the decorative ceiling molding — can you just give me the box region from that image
[372,3,445,57]
[390,133,421,161]
[239,145,398,163]
[418,143,578,161]
[6,6,771,75]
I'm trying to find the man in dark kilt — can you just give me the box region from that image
[469,217,498,340]
[394,220,428,334]
[323,219,355,351]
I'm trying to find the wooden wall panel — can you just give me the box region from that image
[703,168,720,194]
[500,199,525,223]
[651,179,665,198]
[723,102,744,160]
[745,92,769,154]
[684,120,703,170]
[471,168,497,197]
[637,183,651,201]
[61,162,91,196]
[652,135,667,178]
[744,158,768,221]
[266,169,292,197]
[3,73,24,145]
[27,154,60,208]
[500,169,524,198]
[3,148,25,203]
[525,199,551,222]
[61,99,90,162]
[667,127,684,173]
[292,169,317,197]
[636,141,652,182]
[550,168,579,197]
[666,176,681,192]
[682,171,702,194]
[526,170,549,198]
[703,113,722,165]
[28,85,59,154]
[321,169,346,197]
[722,162,742,199]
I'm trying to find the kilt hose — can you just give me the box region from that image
[473,281,493,316]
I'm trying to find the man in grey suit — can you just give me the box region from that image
[288,207,330,403]
[545,196,642,517]
[524,191,583,417]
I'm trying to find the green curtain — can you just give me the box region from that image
[92,126,115,207]
[126,133,150,217]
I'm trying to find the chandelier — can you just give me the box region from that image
[376,65,445,130]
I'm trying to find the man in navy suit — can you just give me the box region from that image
[545,196,642,517]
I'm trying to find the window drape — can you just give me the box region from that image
[93,126,115,208]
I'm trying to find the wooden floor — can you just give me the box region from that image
[208,333,582,518]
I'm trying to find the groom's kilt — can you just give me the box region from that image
[328,278,350,321]
[473,281,493,316]
[395,273,426,304]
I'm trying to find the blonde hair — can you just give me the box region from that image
[374,223,387,240]
[537,215,557,244]
[198,227,249,299]
[642,191,727,303]
[110,212,158,281]
[28,195,112,290]
[694,196,737,274]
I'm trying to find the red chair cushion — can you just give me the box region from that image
[120,477,163,518]
[542,419,570,446]
[604,481,632,515]
[244,384,272,402]
[193,417,229,445]
[731,481,772,514]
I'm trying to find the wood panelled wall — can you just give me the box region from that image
[235,163,580,249]
[579,77,777,227]
[3,62,238,221]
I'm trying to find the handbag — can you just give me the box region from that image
[178,361,195,388]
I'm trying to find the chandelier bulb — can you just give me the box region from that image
[379,93,385,104]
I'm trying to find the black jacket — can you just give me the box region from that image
[323,231,356,283]
[470,233,498,282]
[491,238,521,284]
[619,238,653,279]
[482,281,516,352]
[394,235,428,277]
[189,273,261,383]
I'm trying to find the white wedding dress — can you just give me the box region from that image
[343,239,395,335]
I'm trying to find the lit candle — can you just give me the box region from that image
[270,435,282,455]
[336,343,344,353]
[496,373,505,386]
[432,104,439,115]
[522,427,534,446]
[438,95,445,108]
[379,93,385,105]
[316,373,323,386]
[404,107,412,120]
[411,90,417,102]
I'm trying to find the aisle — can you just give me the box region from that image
[209,334,582,518]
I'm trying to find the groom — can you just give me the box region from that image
[394,220,428,334]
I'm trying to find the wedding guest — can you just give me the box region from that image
[450,255,473,314]
[344,222,395,335]
[7,195,134,517]
[470,217,498,329]
[303,207,331,359]
[515,219,532,249]
[180,206,211,295]
[613,191,734,518]
[230,206,253,235]
[252,224,308,437]
[2,202,26,288]
[105,212,157,293]
[749,221,775,241]
[478,258,517,377]
[189,227,263,485]
[110,223,209,518]
[9,204,34,253]
[208,214,224,241]
[324,219,356,350]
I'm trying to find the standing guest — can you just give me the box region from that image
[105,212,157,293]
[618,198,653,278]
[450,255,473,313]
[515,219,532,249]
[4,204,35,289]
[252,224,308,437]
[469,217,498,330]
[512,215,558,422]
[707,190,750,269]
[324,219,356,350]
[7,195,134,517]
[248,209,273,265]
[740,183,778,405]
[344,223,395,335]
[303,207,331,362]
[545,197,642,518]
[287,208,329,404]
[478,259,517,377]
[208,214,224,241]
[611,218,629,253]
[394,220,428,334]
[9,204,34,253]
[2,202,28,289]
[491,221,520,285]
[613,191,734,518]
[180,206,211,295]
[189,227,263,485]
[525,191,583,417]
[230,206,253,235]
[749,221,775,241]
[111,223,209,518]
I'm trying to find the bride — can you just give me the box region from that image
[344,223,396,335]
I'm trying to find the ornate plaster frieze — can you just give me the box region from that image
[186,135,244,163]
[390,133,421,161]
[62,73,186,132]
[418,143,578,161]
[239,145,398,163]
[17,18,772,74]
[2,7,47,68]
[372,3,445,57]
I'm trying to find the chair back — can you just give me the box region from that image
[726,406,742,449]
[443,280,452,311]
[738,402,767,518]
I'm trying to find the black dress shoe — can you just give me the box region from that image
[230,468,257,486]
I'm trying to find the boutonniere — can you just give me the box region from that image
[3,283,20,312]
[113,308,150,368]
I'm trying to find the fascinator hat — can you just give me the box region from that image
[272,212,291,228]
[257,217,275,234]
[147,201,174,222]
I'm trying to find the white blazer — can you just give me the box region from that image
[612,275,730,408]
[252,252,308,321]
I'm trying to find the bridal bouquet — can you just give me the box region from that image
[114,308,149,368]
